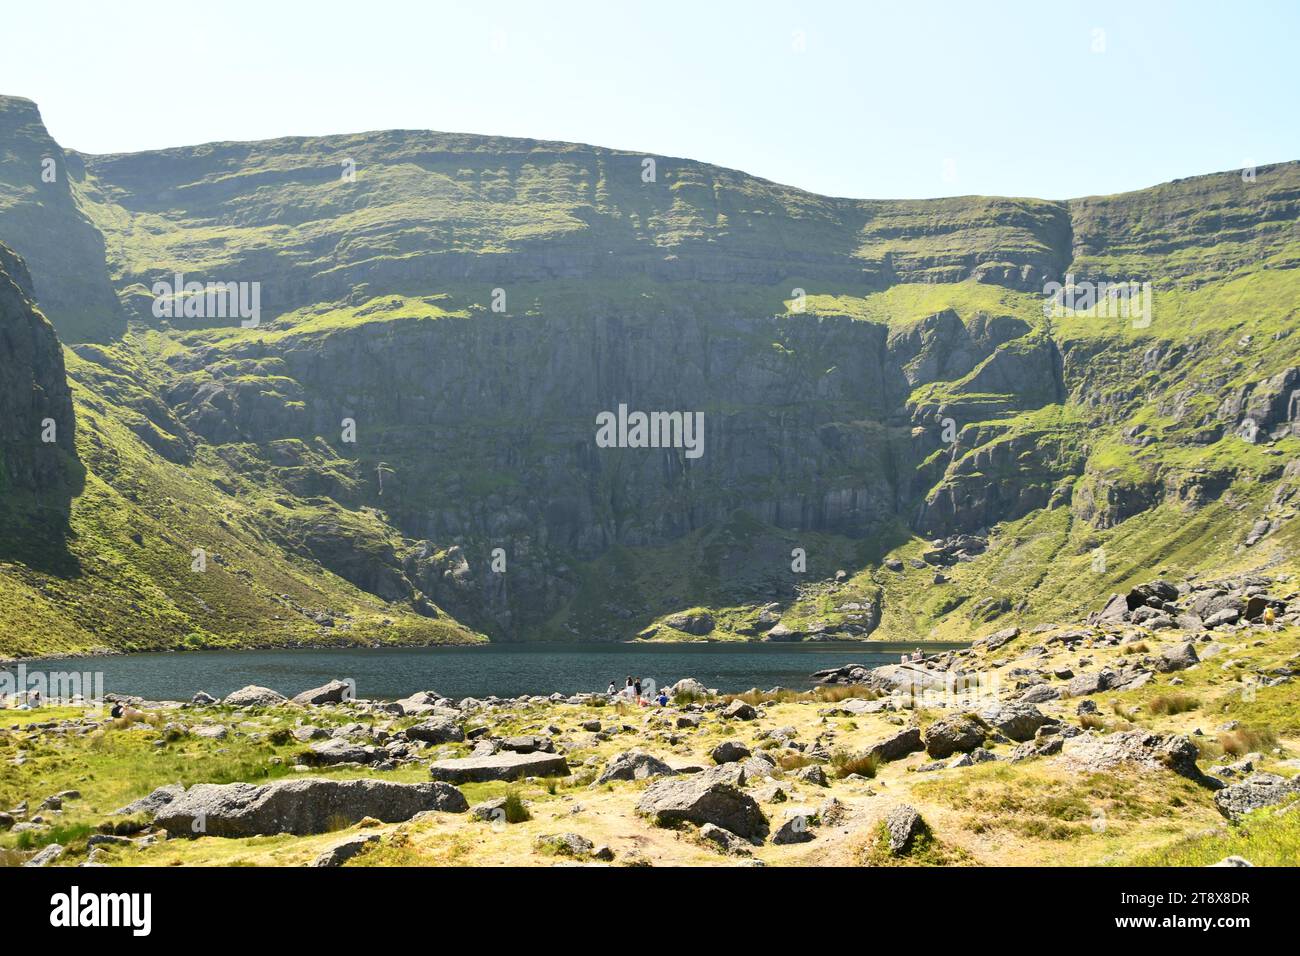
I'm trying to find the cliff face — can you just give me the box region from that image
[0,241,74,494]
[0,92,1298,653]
[0,97,124,343]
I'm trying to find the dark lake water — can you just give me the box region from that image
[16,642,966,702]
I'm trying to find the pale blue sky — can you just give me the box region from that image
[3,0,1296,200]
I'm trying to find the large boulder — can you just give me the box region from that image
[722,700,757,721]
[711,740,751,764]
[863,726,924,763]
[663,610,715,636]
[428,751,570,783]
[404,715,465,744]
[1156,642,1200,673]
[596,750,678,784]
[156,778,466,837]
[637,774,768,840]
[1214,773,1300,821]
[292,680,353,706]
[394,691,446,716]
[222,685,286,708]
[666,678,711,698]
[299,739,383,766]
[978,702,1053,742]
[923,714,987,758]
[1060,730,1213,785]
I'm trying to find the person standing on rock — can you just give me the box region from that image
[633,677,642,701]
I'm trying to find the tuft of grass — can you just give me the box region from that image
[501,789,531,823]
[1147,692,1200,716]
[1218,727,1278,757]
[829,749,881,779]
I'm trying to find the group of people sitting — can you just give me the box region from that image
[606,676,669,707]
[900,648,926,664]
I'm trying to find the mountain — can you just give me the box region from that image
[1,92,1298,657]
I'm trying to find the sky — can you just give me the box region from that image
[2,0,1297,200]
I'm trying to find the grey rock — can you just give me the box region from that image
[1214,773,1300,821]
[722,700,758,721]
[114,784,185,818]
[311,833,381,867]
[923,713,987,758]
[428,751,570,783]
[699,822,752,855]
[711,740,751,764]
[977,702,1053,742]
[1156,642,1200,673]
[884,805,926,855]
[222,685,287,708]
[771,812,815,844]
[637,774,768,840]
[23,843,64,867]
[404,716,465,744]
[157,778,467,837]
[534,832,594,857]
[292,679,353,706]
[596,750,678,784]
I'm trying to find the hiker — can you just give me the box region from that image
[633,677,642,701]
[606,681,616,696]
[30,690,41,709]
[656,689,668,707]
[110,701,124,719]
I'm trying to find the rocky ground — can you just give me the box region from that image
[2,575,1297,868]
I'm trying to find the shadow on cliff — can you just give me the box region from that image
[0,450,86,577]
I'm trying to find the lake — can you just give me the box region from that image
[14,642,967,702]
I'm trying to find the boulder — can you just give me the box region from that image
[1018,684,1062,704]
[978,702,1053,742]
[722,700,758,721]
[884,805,926,855]
[664,610,715,636]
[637,774,768,840]
[311,833,380,867]
[534,832,594,857]
[299,739,382,766]
[22,844,64,867]
[863,726,924,763]
[1066,671,1111,697]
[711,740,751,764]
[1060,730,1213,785]
[1156,642,1200,674]
[976,626,1020,651]
[666,678,711,698]
[222,685,287,708]
[428,751,570,783]
[292,679,353,706]
[699,822,752,855]
[793,765,830,787]
[114,784,185,818]
[156,778,467,837]
[1214,773,1300,821]
[596,750,678,784]
[500,735,554,754]
[404,716,464,744]
[191,691,217,706]
[394,691,445,716]
[923,714,987,758]
[771,812,815,845]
